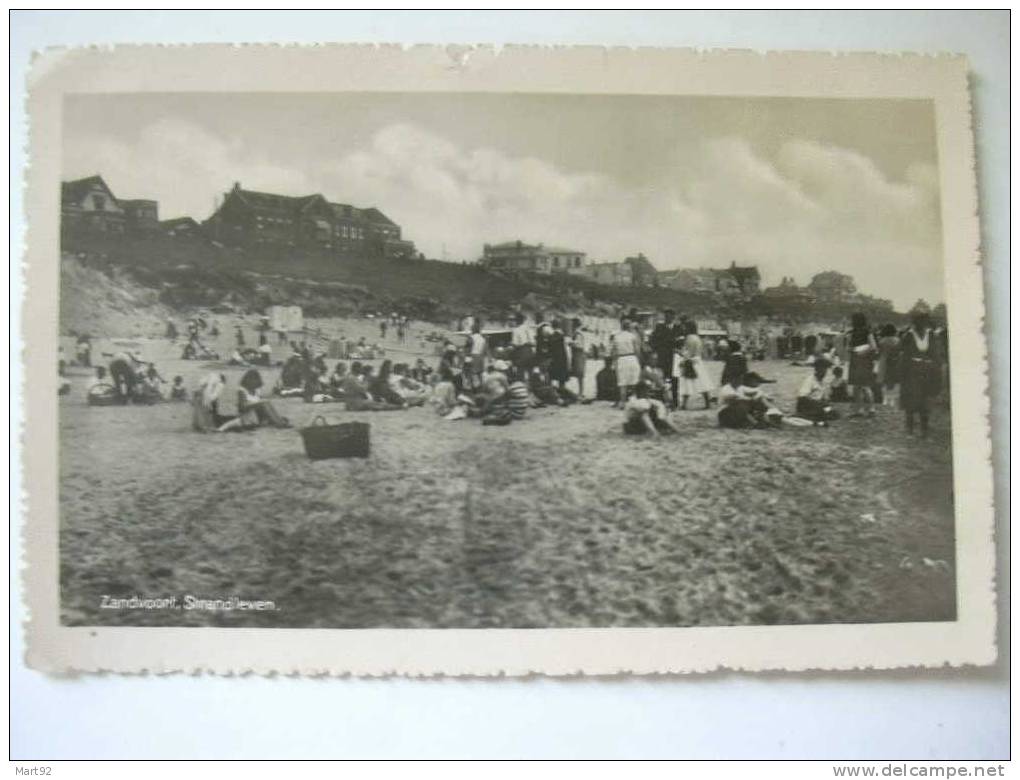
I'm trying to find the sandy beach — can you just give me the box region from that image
[57,325,957,630]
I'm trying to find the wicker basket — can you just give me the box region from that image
[299,417,370,460]
[86,382,122,407]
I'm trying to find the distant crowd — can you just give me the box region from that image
[65,305,949,440]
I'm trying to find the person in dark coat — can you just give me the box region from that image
[899,311,941,437]
[547,319,570,387]
[719,340,748,389]
[649,309,682,408]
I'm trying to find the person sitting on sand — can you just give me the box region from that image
[719,340,748,389]
[169,375,187,401]
[390,364,429,407]
[136,363,166,403]
[718,371,779,429]
[595,358,619,403]
[794,358,839,425]
[474,360,513,425]
[301,362,331,403]
[369,360,409,408]
[829,365,850,403]
[506,367,531,421]
[339,363,404,412]
[623,382,682,437]
[528,365,563,408]
[192,373,230,432]
[438,344,465,394]
[276,354,306,397]
[430,365,465,419]
[410,358,433,385]
[218,369,291,431]
[328,361,349,394]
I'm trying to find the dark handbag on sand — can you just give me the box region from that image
[300,417,370,459]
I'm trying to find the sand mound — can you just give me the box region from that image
[60,255,176,339]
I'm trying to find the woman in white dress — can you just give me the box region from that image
[676,321,713,410]
[610,318,642,406]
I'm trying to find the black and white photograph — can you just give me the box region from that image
[55,86,962,632]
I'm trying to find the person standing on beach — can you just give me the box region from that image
[649,309,681,408]
[876,324,902,408]
[899,311,940,437]
[610,317,641,407]
[846,312,878,418]
[547,319,570,390]
[466,320,488,392]
[568,318,589,398]
[678,320,713,410]
[510,312,535,373]
[534,311,552,373]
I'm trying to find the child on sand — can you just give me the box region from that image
[169,376,187,401]
[829,366,850,403]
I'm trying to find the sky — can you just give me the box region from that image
[63,92,945,309]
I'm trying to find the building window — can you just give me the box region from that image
[91,194,105,211]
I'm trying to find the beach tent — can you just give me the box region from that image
[268,305,303,334]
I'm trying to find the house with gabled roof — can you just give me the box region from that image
[61,175,128,233]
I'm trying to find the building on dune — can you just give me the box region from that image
[585,261,634,287]
[480,241,588,275]
[203,182,416,259]
[61,175,159,235]
[622,253,659,287]
[658,261,761,300]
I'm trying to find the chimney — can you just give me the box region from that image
[233,182,241,192]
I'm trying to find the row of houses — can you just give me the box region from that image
[479,242,655,287]
[657,263,762,299]
[480,241,768,299]
[60,175,416,259]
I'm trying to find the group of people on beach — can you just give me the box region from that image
[584,306,947,438]
[77,303,948,441]
[712,309,947,436]
[82,351,187,406]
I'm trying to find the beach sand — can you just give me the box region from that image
[58,343,956,629]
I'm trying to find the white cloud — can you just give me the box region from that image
[63,120,944,309]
